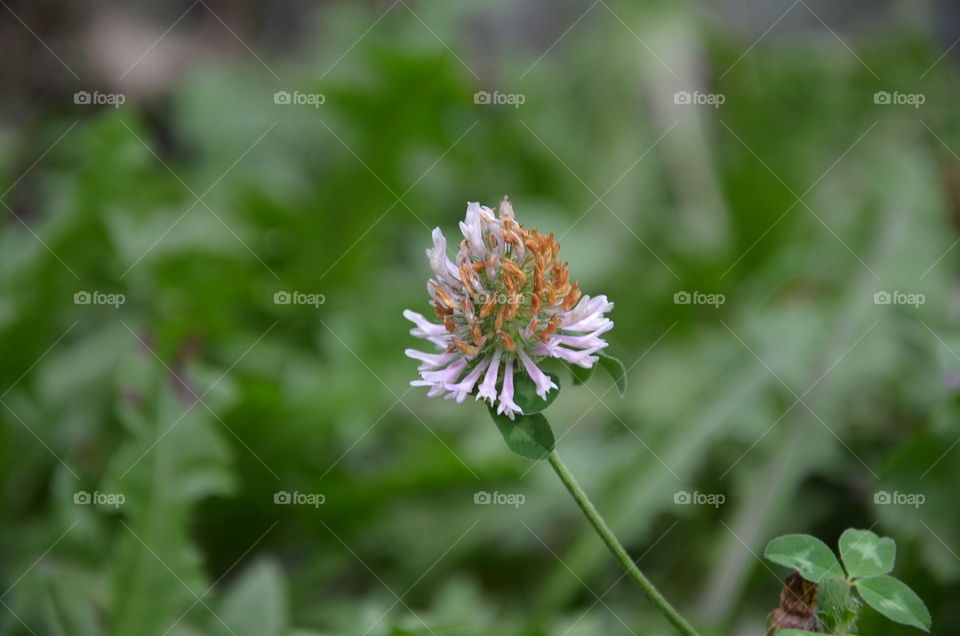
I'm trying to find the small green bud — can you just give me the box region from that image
[818,577,860,633]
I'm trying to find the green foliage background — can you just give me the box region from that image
[1,1,958,634]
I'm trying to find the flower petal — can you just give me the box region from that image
[445,358,490,402]
[476,348,502,404]
[517,349,558,399]
[496,357,523,419]
[460,202,486,257]
[405,349,459,370]
[426,227,460,285]
[562,295,615,332]
[403,309,449,348]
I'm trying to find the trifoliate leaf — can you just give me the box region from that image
[856,575,931,632]
[764,534,845,582]
[488,409,555,460]
[839,528,896,579]
[597,351,627,397]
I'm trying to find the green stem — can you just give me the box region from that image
[547,449,700,636]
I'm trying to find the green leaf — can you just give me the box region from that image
[597,351,627,397]
[216,560,287,636]
[856,575,931,632]
[839,528,896,579]
[44,575,103,636]
[764,534,845,582]
[103,352,236,636]
[566,362,594,386]
[511,371,560,414]
[777,631,823,636]
[488,409,555,460]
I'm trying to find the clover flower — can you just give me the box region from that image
[403,200,700,636]
[404,197,613,419]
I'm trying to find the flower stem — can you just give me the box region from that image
[547,449,700,636]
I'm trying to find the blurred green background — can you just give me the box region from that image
[1,1,959,634]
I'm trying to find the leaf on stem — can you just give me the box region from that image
[488,408,555,460]
[597,351,627,397]
[856,575,931,632]
[764,534,845,582]
[511,372,560,414]
[839,528,896,579]
[566,362,594,386]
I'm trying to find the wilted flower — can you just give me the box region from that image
[767,572,823,634]
[404,197,614,419]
